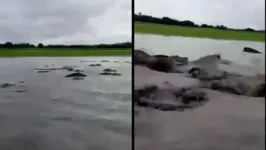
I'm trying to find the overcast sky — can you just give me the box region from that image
[0,0,131,44]
[135,0,265,30]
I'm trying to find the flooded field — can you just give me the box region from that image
[134,34,265,150]
[0,57,131,150]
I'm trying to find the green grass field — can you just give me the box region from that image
[0,48,131,57]
[135,23,265,42]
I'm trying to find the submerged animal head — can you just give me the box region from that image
[215,54,221,59]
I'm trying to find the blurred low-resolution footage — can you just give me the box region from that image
[134,0,265,149]
[0,0,132,149]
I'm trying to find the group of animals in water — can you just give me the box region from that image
[134,47,264,112]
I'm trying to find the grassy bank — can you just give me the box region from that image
[135,23,265,42]
[0,48,131,57]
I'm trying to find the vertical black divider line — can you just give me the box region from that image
[131,0,135,149]
[264,9,266,121]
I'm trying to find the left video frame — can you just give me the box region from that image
[0,0,132,150]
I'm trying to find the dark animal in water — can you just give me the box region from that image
[243,47,261,54]
[65,73,87,78]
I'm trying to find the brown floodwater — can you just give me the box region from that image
[0,57,131,150]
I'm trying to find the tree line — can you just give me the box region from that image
[0,42,132,49]
[134,13,265,32]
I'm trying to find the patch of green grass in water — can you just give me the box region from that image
[0,48,131,57]
[135,23,265,42]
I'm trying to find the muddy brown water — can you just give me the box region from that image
[134,34,265,150]
[135,66,265,150]
[0,57,131,150]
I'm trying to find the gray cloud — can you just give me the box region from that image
[0,0,131,44]
[135,0,265,30]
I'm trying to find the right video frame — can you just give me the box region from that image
[133,0,265,149]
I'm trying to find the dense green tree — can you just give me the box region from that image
[38,43,44,48]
